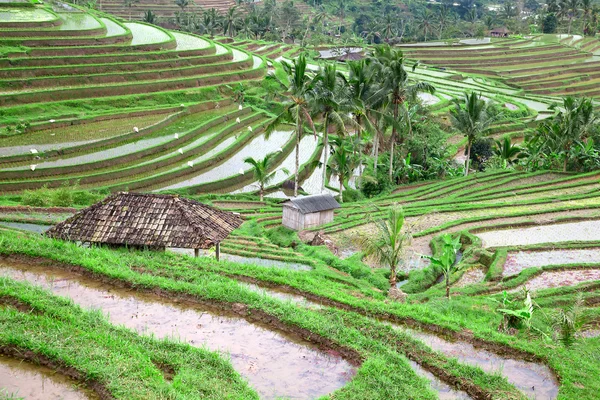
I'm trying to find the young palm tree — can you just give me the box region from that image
[144,10,156,24]
[266,55,316,197]
[362,204,411,299]
[494,136,523,168]
[450,92,496,176]
[311,64,353,193]
[124,0,139,20]
[369,44,435,181]
[327,136,359,203]
[244,153,279,201]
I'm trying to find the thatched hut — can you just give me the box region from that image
[45,192,243,260]
[490,27,510,37]
[282,194,340,230]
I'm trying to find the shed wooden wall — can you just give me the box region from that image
[282,207,334,230]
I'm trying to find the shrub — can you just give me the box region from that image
[342,188,364,203]
[22,186,51,207]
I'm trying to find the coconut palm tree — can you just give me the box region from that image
[450,92,496,176]
[361,204,411,298]
[368,44,435,181]
[223,6,240,37]
[266,55,316,197]
[310,64,353,193]
[327,136,359,203]
[123,0,139,20]
[244,153,280,201]
[335,0,346,35]
[144,10,156,24]
[436,5,452,39]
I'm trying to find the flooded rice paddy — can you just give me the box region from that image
[408,361,471,400]
[169,248,312,271]
[124,22,170,45]
[393,325,559,399]
[504,249,600,276]
[514,269,600,292]
[0,221,51,233]
[0,354,96,400]
[0,260,353,399]
[476,221,600,247]
[173,31,209,51]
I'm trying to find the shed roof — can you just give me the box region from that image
[45,192,243,249]
[282,194,340,214]
[490,27,510,33]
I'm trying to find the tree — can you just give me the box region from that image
[560,0,580,34]
[175,0,189,12]
[435,5,452,39]
[542,13,558,33]
[494,136,524,168]
[361,204,411,299]
[531,96,597,171]
[369,44,435,181]
[450,92,496,176]
[143,10,156,24]
[311,64,353,193]
[422,233,462,299]
[327,136,359,203]
[416,8,435,41]
[244,153,282,201]
[335,0,346,35]
[266,55,316,197]
[223,6,240,37]
[123,0,139,20]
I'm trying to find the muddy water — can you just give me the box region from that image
[409,361,470,400]
[241,282,322,309]
[504,249,600,277]
[0,261,355,400]
[514,269,600,292]
[394,325,559,399]
[0,354,96,400]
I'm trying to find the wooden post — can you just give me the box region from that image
[194,248,199,258]
[215,242,220,261]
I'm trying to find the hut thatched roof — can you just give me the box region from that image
[45,192,243,249]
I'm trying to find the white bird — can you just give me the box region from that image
[180,103,185,107]
[238,104,243,111]
[277,147,283,152]
[187,161,194,167]
[178,148,184,154]
[239,168,245,175]
[248,126,253,132]
[50,133,55,136]
[133,127,139,133]
[215,103,220,109]
[30,149,38,154]
[174,133,179,139]
[30,165,36,171]
[49,119,55,123]
[236,117,241,124]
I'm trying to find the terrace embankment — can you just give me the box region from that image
[0,258,356,400]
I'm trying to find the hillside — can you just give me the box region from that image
[1,1,600,400]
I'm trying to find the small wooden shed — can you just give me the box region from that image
[45,192,243,260]
[282,194,340,230]
[490,27,510,37]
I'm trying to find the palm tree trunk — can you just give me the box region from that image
[321,116,329,193]
[390,102,398,181]
[389,265,397,287]
[259,184,264,202]
[294,110,301,197]
[464,141,472,176]
[563,155,568,172]
[446,274,451,299]
[373,131,379,173]
[356,115,363,176]
[339,178,344,203]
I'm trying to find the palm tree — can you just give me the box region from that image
[311,64,353,193]
[336,0,346,35]
[202,8,221,38]
[123,0,139,20]
[436,5,452,39]
[144,10,156,24]
[361,204,411,299]
[175,0,188,12]
[450,92,496,176]
[327,136,359,203]
[223,6,239,37]
[494,136,523,168]
[559,0,580,34]
[266,55,316,197]
[416,8,434,41]
[369,44,435,181]
[244,153,279,201]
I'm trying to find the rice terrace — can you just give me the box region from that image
[1,0,600,398]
